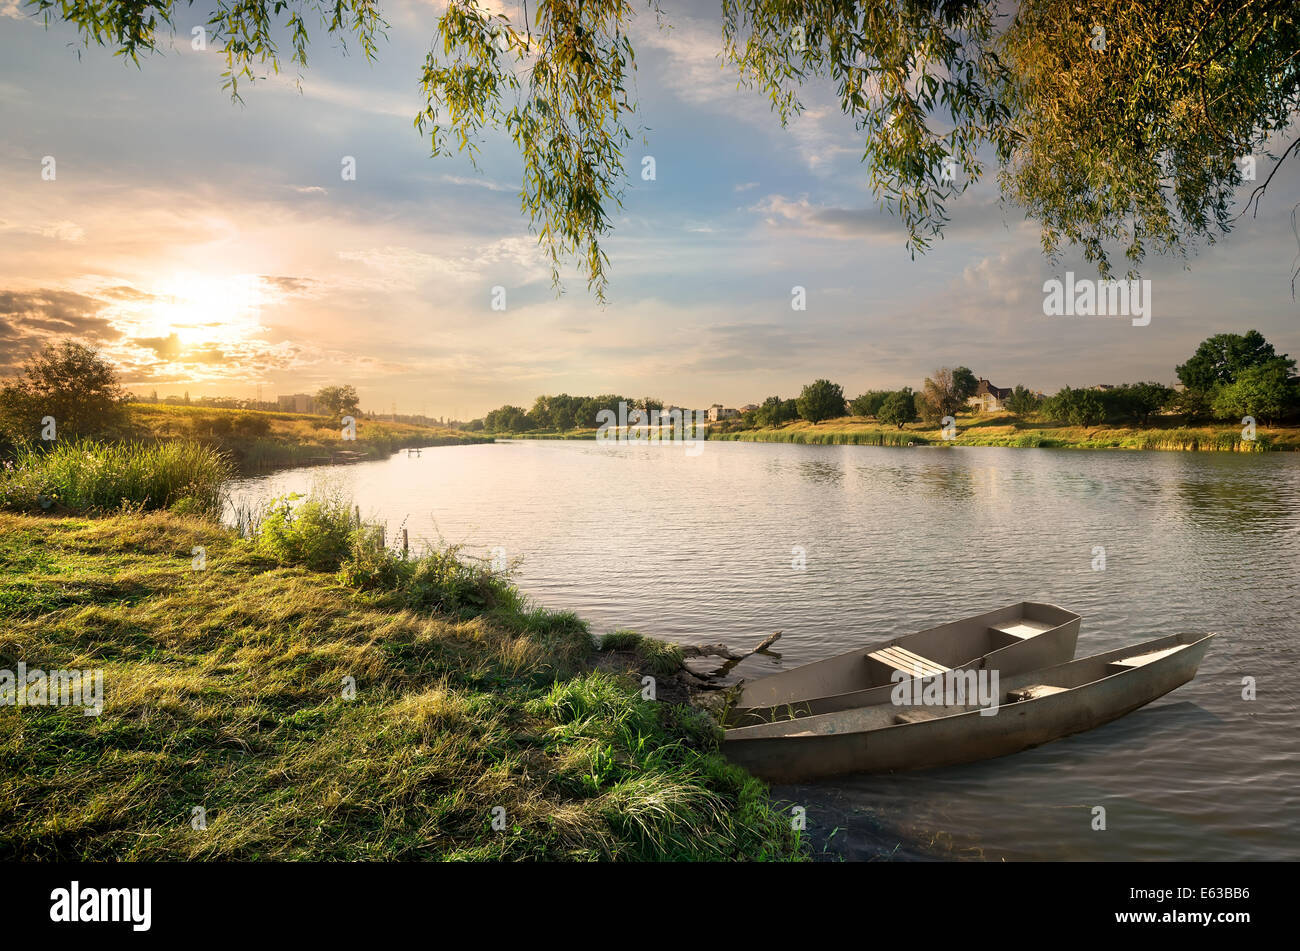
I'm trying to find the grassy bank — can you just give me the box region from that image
[129,403,491,472]
[709,412,1300,452]
[0,492,802,860]
[497,429,600,440]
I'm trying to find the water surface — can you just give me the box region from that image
[226,440,1300,861]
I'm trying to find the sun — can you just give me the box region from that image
[130,272,268,351]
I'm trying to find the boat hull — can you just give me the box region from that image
[724,632,1214,783]
[730,602,1081,725]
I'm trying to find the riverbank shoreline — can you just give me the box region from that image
[495,412,1300,452]
[0,499,805,861]
[128,403,493,474]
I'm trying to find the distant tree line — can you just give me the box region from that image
[698,331,1300,435]
[463,330,1299,436]
[470,394,643,433]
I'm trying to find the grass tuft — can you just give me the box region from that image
[0,440,232,516]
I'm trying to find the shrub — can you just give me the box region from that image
[232,412,272,437]
[332,526,527,620]
[0,341,130,444]
[254,494,355,570]
[404,546,519,616]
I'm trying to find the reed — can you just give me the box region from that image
[711,429,927,447]
[0,439,232,516]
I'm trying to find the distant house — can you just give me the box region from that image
[278,393,317,414]
[708,403,739,422]
[739,403,759,414]
[966,378,1012,413]
[1092,384,1116,392]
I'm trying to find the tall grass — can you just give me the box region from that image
[0,439,232,515]
[254,491,575,640]
[0,509,804,860]
[130,403,493,473]
[712,429,927,446]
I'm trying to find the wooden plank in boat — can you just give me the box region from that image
[867,645,950,678]
[1111,646,1184,668]
[992,619,1056,639]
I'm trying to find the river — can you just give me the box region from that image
[225,439,1300,861]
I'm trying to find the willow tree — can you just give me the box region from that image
[30,0,1300,297]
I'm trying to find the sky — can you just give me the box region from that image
[2,0,1299,420]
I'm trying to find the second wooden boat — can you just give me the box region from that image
[728,601,1081,726]
[724,631,1215,783]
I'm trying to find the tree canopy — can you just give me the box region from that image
[1175,329,1298,422]
[32,0,1300,299]
[0,341,130,443]
[315,385,361,417]
[877,387,916,429]
[1176,330,1295,392]
[754,395,800,427]
[795,378,846,423]
[917,366,968,421]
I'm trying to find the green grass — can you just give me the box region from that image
[599,630,686,678]
[0,440,233,516]
[711,412,1297,452]
[129,403,492,472]
[0,508,804,861]
[712,428,927,447]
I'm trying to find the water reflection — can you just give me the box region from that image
[797,459,844,486]
[1173,474,1293,535]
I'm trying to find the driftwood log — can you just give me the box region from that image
[682,631,782,682]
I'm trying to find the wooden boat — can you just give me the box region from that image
[724,632,1215,783]
[727,602,1081,726]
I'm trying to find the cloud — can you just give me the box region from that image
[97,285,159,302]
[749,194,901,241]
[131,334,186,360]
[441,174,511,192]
[961,249,1040,309]
[0,218,87,243]
[264,72,422,120]
[258,275,322,297]
[337,235,550,286]
[0,287,122,373]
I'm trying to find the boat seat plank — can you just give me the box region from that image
[866,645,951,678]
[991,619,1054,640]
[1111,646,1183,668]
